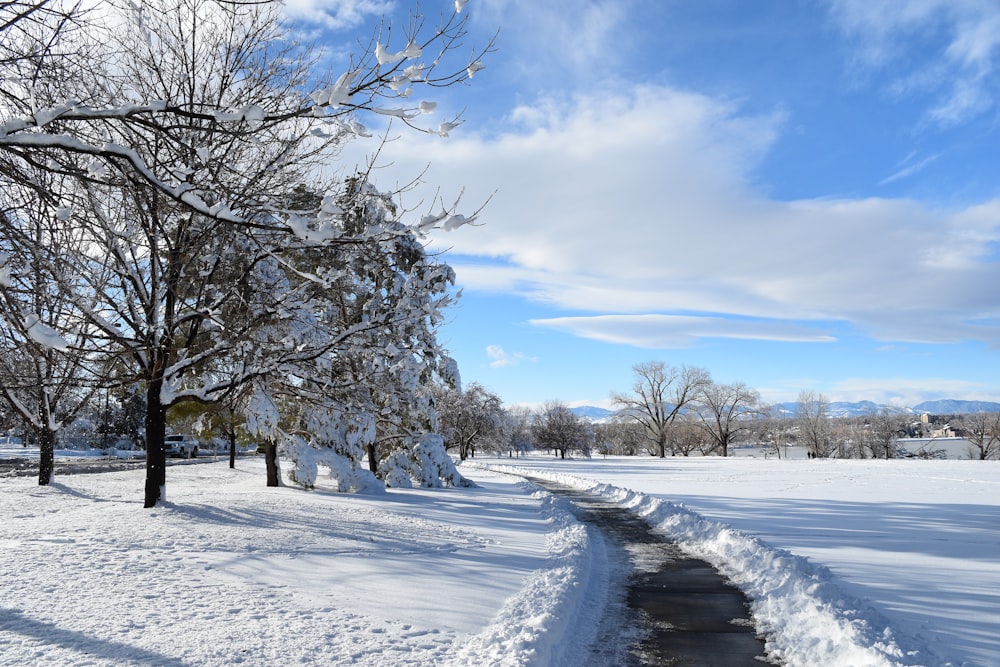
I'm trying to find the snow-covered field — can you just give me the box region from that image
[475,454,1000,667]
[1,451,997,666]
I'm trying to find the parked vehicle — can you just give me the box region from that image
[163,434,200,458]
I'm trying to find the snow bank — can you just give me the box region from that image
[451,481,600,666]
[477,463,952,667]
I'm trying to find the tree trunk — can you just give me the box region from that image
[265,440,280,487]
[366,443,377,474]
[144,377,167,508]
[228,432,236,469]
[37,429,54,486]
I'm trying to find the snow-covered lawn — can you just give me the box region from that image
[473,455,1000,667]
[2,453,997,666]
[0,459,601,666]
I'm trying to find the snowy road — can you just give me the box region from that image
[525,475,771,666]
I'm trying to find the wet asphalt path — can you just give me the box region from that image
[524,476,774,666]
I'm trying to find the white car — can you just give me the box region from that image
[163,434,200,458]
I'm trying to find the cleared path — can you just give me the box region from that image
[526,476,775,666]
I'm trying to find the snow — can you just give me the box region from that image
[472,455,1000,667]
[23,314,70,350]
[1,450,997,666]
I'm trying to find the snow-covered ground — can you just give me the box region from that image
[474,454,1000,667]
[1,450,997,666]
[0,454,604,667]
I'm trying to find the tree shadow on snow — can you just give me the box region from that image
[0,608,190,666]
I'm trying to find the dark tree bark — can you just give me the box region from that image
[37,428,54,486]
[144,376,167,508]
[265,441,280,487]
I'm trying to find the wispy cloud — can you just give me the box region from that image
[475,0,634,81]
[529,315,836,348]
[827,0,1000,125]
[281,0,392,31]
[486,345,537,368]
[878,151,940,185]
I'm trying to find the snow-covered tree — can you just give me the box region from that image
[244,176,471,491]
[0,0,490,505]
[0,169,108,484]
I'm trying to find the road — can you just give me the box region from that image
[525,476,775,666]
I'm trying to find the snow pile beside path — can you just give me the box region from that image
[452,481,599,666]
[480,464,951,667]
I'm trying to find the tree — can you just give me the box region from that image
[0,0,491,506]
[752,405,788,459]
[196,388,251,469]
[668,414,708,456]
[594,417,645,456]
[244,179,469,491]
[797,390,832,458]
[959,412,1000,460]
[612,362,711,457]
[0,173,105,484]
[433,382,505,460]
[866,411,906,459]
[502,405,534,457]
[532,402,587,460]
[693,381,760,457]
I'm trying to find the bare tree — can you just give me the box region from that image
[502,405,534,458]
[867,411,906,459]
[693,381,760,457]
[433,382,505,460]
[959,412,1000,460]
[532,401,587,460]
[752,405,788,459]
[594,417,645,456]
[670,414,709,456]
[612,361,711,458]
[797,390,832,458]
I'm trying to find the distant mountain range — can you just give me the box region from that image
[570,399,1000,422]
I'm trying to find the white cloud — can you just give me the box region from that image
[364,82,1000,348]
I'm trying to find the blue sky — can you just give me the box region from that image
[288,0,1000,409]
